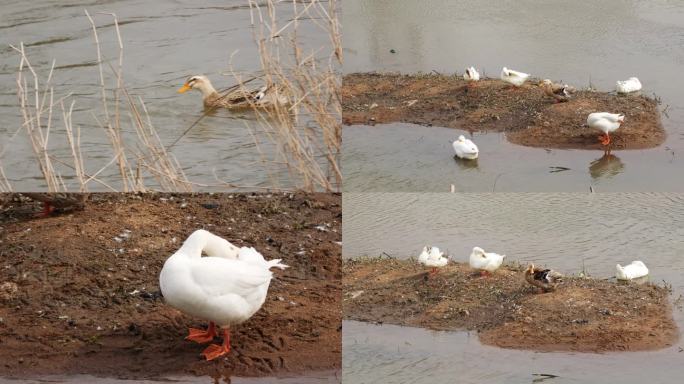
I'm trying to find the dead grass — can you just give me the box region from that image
[235,0,342,192]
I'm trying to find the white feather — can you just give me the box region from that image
[463,67,480,82]
[616,77,642,94]
[469,246,505,273]
[501,67,530,87]
[616,260,649,280]
[452,135,479,160]
[159,230,288,327]
[587,112,625,135]
[418,246,448,268]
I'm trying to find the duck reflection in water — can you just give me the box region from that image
[589,152,625,180]
[453,155,479,170]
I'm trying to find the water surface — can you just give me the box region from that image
[342,0,684,191]
[0,0,331,191]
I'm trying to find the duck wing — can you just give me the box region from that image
[190,257,274,298]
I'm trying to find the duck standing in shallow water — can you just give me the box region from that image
[616,260,649,280]
[524,264,563,293]
[178,75,285,109]
[616,77,642,94]
[469,247,505,277]
[501,67,530,88]
[418,246,449,276]
[587,112,624,147]
[452,135,479,160]
[463,67,480,88]
[540,79,576,103]
[159,229,287,360]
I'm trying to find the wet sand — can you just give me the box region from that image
[0,193,341,379]
[342,73,665,150]
[344,258,678,352]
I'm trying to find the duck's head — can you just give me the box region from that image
[456,135,466,143]
[178,75,216,97]
[472,246,486,258]
[540,79,552,86]
[526,263,535,274]
[617,114,625,123]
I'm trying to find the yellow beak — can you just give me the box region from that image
[177,83,191,93]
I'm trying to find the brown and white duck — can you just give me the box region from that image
[524,263,563,292]
[177,75,287,109]
[540,79,576,103]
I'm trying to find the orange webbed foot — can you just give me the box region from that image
[185,322,217,344]
[201,343,230,360]
[201,329,231,360]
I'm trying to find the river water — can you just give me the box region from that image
[342,0,684,192]
[0,0,332,191]
[342,193,684,383]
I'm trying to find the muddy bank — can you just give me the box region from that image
[343,258,677,352]
[342,73,665,150]
[0,193,341,379]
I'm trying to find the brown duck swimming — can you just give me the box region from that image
[178,75,287,109]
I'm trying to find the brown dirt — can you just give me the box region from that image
[343,258,678,353]
[342,72,665,150]
[0,193,341,379]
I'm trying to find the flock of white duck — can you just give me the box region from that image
[417,244,649,292]
[159,229,287,361]
[452,66,643,160]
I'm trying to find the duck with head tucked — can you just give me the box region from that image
[501,67,530,88]
[159,229,287,360]
[469,246,505,277]
[524,264,563,293]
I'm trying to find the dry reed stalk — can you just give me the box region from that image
[0,164,11,192]
[237,0,341,192]
[10,11,192,192]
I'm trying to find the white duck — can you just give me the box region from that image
[616,77,642,94]
[159,229,287,360]
[616,260,649,280]
[452,135,479,160]
[418,246,449,274]
[469,246,506,276]
[501,67,530,88]
[463,67,480,86]
[587,112,625,146]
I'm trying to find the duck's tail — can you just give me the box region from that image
[267,259,289,270]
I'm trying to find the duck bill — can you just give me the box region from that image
[177,83,191,93]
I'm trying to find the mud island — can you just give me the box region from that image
[342,72,665,150]
[344,258,678,353]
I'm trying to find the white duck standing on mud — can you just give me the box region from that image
[501,67,530,88]
[418,246,449,274]
[616,77,642,94]
[159,229,287,360]
[587,112,625,146]
[469,247,505,277]
[616,260,649,281]
[463,67,480,87]
[452,135,479,160]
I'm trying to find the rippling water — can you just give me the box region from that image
[0,0,331,191]
[342,0,684,192]
[343,193,684,383]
